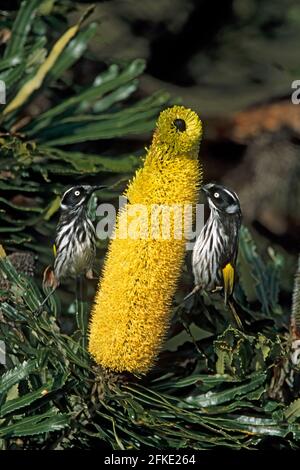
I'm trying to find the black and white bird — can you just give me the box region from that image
[186,184,242,315]
[39,185,106,310]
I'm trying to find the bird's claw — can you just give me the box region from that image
[211,286,223,293]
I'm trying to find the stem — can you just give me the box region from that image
[75,275,88,349]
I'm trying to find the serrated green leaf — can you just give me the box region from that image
[0,372,68,417]
[202,414,300,438]
[0,379,53,417]
[184,373,266,407]
[25,59,146,134]
[40,147,140,173]
[153,374,236,391]
[0,257,43,309]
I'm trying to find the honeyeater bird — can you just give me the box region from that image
[39,185,106,310]
[186,183,242,326]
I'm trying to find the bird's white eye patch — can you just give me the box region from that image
[74,190,80,196]
[214,192,220,198]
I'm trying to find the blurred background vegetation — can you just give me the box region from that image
[0,0,299,450]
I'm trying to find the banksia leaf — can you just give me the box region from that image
[291,254,300,337]
[89,106,203,374]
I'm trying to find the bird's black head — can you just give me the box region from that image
[60,185,106,211]
[202,183,241,216]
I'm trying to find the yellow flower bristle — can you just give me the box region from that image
[88,105,203,374]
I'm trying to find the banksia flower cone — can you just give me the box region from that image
[89,106,203,373]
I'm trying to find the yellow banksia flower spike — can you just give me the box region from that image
[88,105,203,374]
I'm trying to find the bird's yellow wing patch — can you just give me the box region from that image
[53,244,57,257]
[222,262,235,304]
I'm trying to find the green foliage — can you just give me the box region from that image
[238,227,283,315]
[213,327,282,378]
